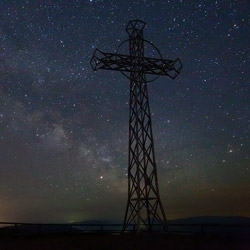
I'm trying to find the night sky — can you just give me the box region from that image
[0,0,249,223]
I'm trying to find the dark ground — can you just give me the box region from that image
[0,233,250,250]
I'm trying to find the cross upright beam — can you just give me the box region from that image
[90,20,182,233]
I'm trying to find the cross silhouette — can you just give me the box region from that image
[91,20,182,233]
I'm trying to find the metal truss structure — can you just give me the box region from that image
[90,20,182,233]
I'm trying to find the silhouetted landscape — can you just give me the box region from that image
[0,234,249,250]
[1,216,250,249]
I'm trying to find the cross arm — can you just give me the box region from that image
[90,49,182,79]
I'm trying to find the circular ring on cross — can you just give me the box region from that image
[115,39,163,83]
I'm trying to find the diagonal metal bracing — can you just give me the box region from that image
[91,20,182,233]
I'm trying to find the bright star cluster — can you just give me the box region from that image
[0,0,249,223]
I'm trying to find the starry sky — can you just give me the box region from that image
[0,0,249,223]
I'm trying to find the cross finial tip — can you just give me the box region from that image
[126,20,146,35]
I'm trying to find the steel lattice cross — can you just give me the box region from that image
[90,20,182,233]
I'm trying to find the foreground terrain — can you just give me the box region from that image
[0,233,249,250]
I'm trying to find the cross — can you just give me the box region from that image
[90,20,182,233]
[91,21,182,79]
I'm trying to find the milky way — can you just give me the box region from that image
[0,0,249,223]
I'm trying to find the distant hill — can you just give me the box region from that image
[1,216,249,235]
[0,224,82,235]
[73,219,113,224]
[74,216,250,225]
[169,216,250,224]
